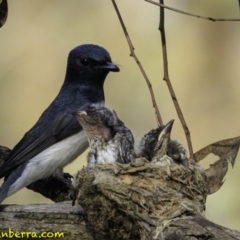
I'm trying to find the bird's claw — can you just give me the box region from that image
[63,172,73,180]
[68,188,77,206]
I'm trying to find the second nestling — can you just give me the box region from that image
[73,104,188,166]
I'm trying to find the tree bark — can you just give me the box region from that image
[0,202,94,240]
[0,202,240,240]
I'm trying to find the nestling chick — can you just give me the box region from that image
[73,105,134,167]
[137,120,188,166]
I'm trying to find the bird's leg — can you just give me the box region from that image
[52,167,78,205]
[87,149,97,168]
[53,167,73,188]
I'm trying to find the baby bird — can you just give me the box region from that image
[73,105,134,167]
[137,120,188,166]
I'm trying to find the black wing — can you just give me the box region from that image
[115,132,134,164]
[0,114,82,178]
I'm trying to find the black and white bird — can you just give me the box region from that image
[0,44,119,204]
[73,104,134,167]
[137,120,188,166]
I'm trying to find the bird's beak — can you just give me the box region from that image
[158,120,174,142]
[79,111,87,116]
[99,62,120,72]
[72,111,88,117]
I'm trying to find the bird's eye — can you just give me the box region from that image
[80,58,89,66]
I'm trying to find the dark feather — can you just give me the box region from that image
[0,114,81,179]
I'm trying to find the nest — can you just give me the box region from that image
[73,158,208,240]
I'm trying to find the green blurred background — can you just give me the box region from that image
[0,0,240,230]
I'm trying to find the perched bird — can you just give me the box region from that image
[0,44,119,204]
[73,104,134,167]
[137,120,188,166]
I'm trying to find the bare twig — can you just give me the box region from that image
[238,0,240,12]
[111,0,163,126]
[158,0,194,160]
[146,0,240,22]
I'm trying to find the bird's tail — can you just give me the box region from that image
[0,180,10,204]
[0,164,26,204]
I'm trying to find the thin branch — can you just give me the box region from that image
[238,0,240,13]
[111,0,163,126]
[146,0,240,22]
[158,0,194,160]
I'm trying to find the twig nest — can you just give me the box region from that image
[73,158,208,239]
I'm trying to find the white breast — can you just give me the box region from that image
[88,138,118,165]
[8,131,88,196]
[96,143,118,164]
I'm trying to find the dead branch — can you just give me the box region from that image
[111,0,163,126]
[158,0,194,160]
[0,202,94,240]
[1,201,239,240]
[145,0,240,22]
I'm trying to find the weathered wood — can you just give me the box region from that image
[0,202,239,240]
[160,216,240,240]
[0,202,94,240]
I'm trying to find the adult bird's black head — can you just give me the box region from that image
[64,44,119,88]
[62,44,119,108]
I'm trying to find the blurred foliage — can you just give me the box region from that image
[0,0,240,230]
[0,0,8,28]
